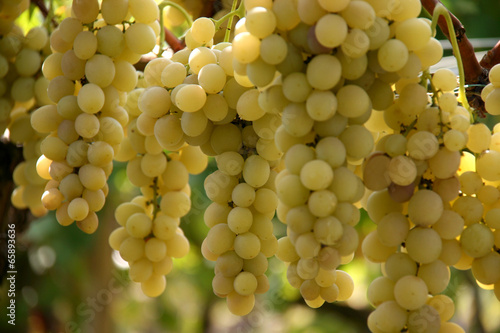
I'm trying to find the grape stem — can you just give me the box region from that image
[151,177,160,220]
[480,40,500,70]
[158,1,193,56]
[430,4,472,119]
[213,0,245,43]
[31,0,58,29]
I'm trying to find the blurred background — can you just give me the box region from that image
[1,0,500,332]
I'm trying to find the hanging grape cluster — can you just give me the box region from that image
[6,0,500,331]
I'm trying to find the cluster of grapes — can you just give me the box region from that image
[12,0,500,330]
[107,53,209,296]
[131,15,281,315]
[355,7,500,333]
[25,0,164,233]
[231,0,407,307]
[1,22,54,217]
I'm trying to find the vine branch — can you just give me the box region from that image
[31,0,58,28]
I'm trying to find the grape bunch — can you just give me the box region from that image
[137,15,281,315]
[1,23,54,217]
[27,0,162,233]
[8,0,500,330]
[107,53,209,296]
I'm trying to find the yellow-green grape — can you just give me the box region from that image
[246,6,277,40]
[260,34,288,66]
[205,223,236,256]
[341,28,370,59]
[77,211,99,234]
[406,305,441,333]
[77,83,105,114]
[60,50,85,81]
[129,257,153,282]
[232,32,261,64]
[443,129,467,151]
[432,68,457,92]
[339,125,374,160]
[314,14,347,48]
[476,150,500,181]
[58,173,83,201]
[466,123,491,154]
[282,72,312,103]
[234,232,261,259]
[281,103,314,137]
[236,89,266,121]
[367,276,395,307]
[87,141,114,167]
[47,75,75,103]
[67,197,89,221]
[141,153,167,177]
[66,140,89,168]
[367,300,408,333]
[175,84,207,112]
[161,62,187,88]
[393,275,429,311]
[362,230,398,263]
[188,47,216,74]
[405,227,442,264]
[82,188,105,212]
[128,0,159,23]
[227,207,253,234]
[190,17,216,45]
[299,160,333,191]
[40,136,67,162]
[417,259,450,294]
[233,271,258,296]
[407,189,443,226]
[24,26,49,50]
[305,54,341,91]
[226,291,255,316]
[428,148,461,179]
[126,212,153,238]
[339,0,375,29]
[336,84,371,118]
[112,60,137,92]
[14,48,41,77]
[101,0,129,25]
[74,113,99,138]
[145,237,167,262]
[406,130,439,160]
[395,17,431,51]
[141,274,166,297]
[376,212,409,247]
[471,251,500,285]
[11,77,35,102]
[160,191,191,218]
[79,163,107,191]
[198,64,226,94]
[124,23,157,55]
[242,155,270,188]
[460,223,494,258]
[85,54,116,87]
[71,0,99,24]
[165,232,189,258]
[154,114,184,149]
[397,83,428,116]
[377,39,409,72]
[73,31,98,60]
[305,90,337,121]
[153,214,180,240]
